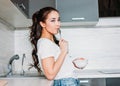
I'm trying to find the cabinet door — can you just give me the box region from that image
[79,78,106,86]
[29,0,55,18]
[106,78,120,86]
[56,0,99,22]
[98,0,120,17]
[90,78,106,86]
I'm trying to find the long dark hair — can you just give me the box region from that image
[30,7,59,73]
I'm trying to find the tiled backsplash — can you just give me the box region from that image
[0,57,8,75]
[0,19,120,74]
[61,28,120,70]
[14,27,120,73]
[0,22,14,75]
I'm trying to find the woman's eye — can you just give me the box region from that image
[50,19,60,22]
[51,20,55,22]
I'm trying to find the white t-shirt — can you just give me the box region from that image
[37,38,75,79]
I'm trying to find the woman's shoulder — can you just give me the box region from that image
[38,38,53,43]
[38,38,54,46]
[37,38,59,50]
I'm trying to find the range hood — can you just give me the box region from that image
[0,0,31,28]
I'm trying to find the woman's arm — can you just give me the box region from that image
[0,80,8,86]
[41,39,68,80]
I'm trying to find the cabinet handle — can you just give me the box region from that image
[80,80,89,84]
[72,17,85,21]
[19,3,26,10]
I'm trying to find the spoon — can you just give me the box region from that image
[59,29,62,39]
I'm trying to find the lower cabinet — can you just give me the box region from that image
[106,78,120,86]
[79,78,120,86]
[80,78,106,86]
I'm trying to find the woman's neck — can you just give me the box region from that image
[41,32,54,41]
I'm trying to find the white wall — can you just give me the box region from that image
[61,28,120,70]
[14,18,120,73]
[0,22,14,75]
[14,29,36,73]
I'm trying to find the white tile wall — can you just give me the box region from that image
[0,18,119,73]
[14,29,36,73]
[0,17,120,75]
[61,28,120,70]
[0,22,14,74]
[14,27,120,73]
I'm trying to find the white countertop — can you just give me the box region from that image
[1,69,120,86]
[73,69,120,78]
[0,77,53,86]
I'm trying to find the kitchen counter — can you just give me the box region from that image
[73,69,120,78]
[0,77,53,86]
[1,69,120,86]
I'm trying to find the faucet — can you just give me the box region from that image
[21,53,26,75]
[7,54,20,76]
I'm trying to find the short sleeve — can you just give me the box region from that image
[37,39,56,59]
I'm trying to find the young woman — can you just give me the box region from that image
[30,7,80,86]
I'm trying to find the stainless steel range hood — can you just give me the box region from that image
[0,0,31,28]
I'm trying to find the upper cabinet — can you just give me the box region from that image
[98,0,120,17]
[56,0,99,26]
[29,0,55,18]
[10,0,99,26]
[0,0,99,28]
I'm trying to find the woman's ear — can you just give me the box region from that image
[40,22,46,28]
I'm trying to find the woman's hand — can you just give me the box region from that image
[59,39,68,54]
[72,57,88,69]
